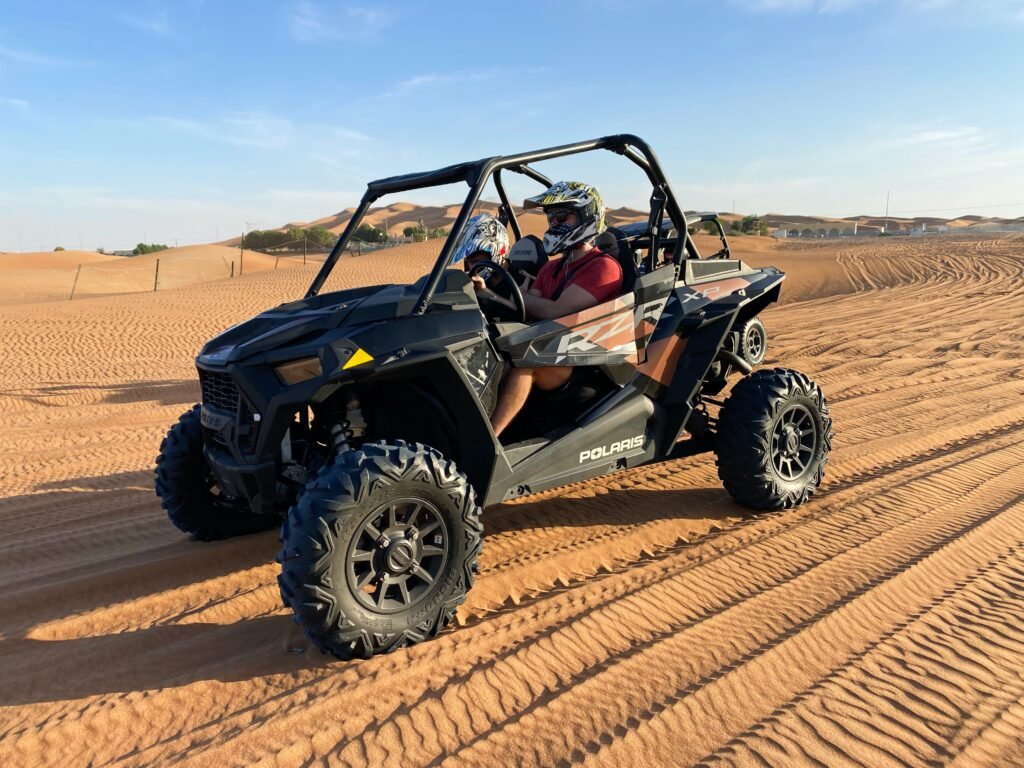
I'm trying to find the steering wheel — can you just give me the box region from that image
[469,261,527,324]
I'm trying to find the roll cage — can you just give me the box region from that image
[306,134,700,314]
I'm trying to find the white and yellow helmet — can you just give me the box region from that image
[524,181,606,255]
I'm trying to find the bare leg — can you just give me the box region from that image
[490,366,573,438]
[490,368,534,437]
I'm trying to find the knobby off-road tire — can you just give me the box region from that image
[716,368,833,510]
[278,440,483,660]
[155,405,280,540]
[737,316,768,366]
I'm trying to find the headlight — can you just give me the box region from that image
[275,356,323,385]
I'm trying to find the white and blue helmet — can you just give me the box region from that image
[452,213,509,266]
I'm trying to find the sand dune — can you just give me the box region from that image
[0,244,300,306]
[0,250,126,271]
[1,234,1023,767]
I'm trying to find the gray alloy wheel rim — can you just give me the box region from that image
[346,498,449,614]
[770,403,818,481]
[746,325,765,361]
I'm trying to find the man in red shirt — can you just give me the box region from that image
[473,181,622,437]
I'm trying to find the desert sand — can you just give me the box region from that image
[0,245,299,306]
[1,233,1023,767]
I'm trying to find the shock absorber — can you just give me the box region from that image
[329,392,367,458]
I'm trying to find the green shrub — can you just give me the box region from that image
[133,243,169,255]
[352,223,387,243]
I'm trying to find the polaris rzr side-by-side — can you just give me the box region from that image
[155,135,833,659]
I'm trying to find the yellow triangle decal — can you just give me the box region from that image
[342,347,374,369]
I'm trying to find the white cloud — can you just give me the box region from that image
[397,69,500,90]
[148,114,294,149]
[0,44,92,67]
[730,0,1024,18]
[872,122,997,157]
[254,188,357,208]
[0,96,29,111]
[288,2,395,43]
[143,113,372,154]
[116,8,172,37]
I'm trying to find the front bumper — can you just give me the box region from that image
[204,442,278,516]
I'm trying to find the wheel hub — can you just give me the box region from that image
[384,538,416,574]
[771,404,818,481]
[783,428,799,457]
[347,498,449,614]
[747,333,762,358]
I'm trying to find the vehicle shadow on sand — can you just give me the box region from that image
[483,483,739,536]
[0,472,281,638]
[0,485,743,707]
[8,378,200,408]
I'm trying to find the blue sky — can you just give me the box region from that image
[1,0,1022,251]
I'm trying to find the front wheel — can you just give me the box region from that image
[715,369,833,510]
[277,441,483,659]
[155,405,280,540]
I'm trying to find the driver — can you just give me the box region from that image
[477,181,623,438]
[451,213,510,285]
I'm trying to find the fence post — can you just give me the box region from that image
[153,258,160,291]
[240,233,244,276]
[303,236,307,265]
[231,261,235,278]
[69,264,82,300]
[275,255,280,269]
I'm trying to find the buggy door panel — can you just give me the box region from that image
[631,265,676,359]
[496,295,637,367]
[495,266,675,368]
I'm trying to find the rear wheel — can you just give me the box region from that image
[278,441,483,659]
[715,369,832,510]
[155,405,280,540]
[737,316,767,366]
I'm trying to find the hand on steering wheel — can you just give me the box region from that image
[468,261,527,323]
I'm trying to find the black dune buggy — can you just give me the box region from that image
[155,134,833,659]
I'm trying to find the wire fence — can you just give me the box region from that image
[2,248,307,306]
[2,236,440,306]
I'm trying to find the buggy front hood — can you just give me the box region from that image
[197,284,391,366]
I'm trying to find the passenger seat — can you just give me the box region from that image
[597,226,639,294]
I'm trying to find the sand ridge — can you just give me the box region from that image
[1,234,1023,767]
[1,244,301,306]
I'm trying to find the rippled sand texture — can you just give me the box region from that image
[1,234,1023,768]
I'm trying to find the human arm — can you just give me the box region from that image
[522,283,598,320]
[524,255,622,320]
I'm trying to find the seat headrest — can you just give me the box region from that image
[507,234,548,277]
[604,226,639,294]
[594,230,619,257]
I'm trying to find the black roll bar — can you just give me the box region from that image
[305,134,691,310]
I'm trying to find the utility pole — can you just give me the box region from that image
[884,190,890,233]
